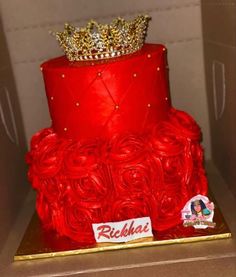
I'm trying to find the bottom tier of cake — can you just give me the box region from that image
[26,108,208,244]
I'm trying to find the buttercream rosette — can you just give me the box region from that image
[27,108,207,243]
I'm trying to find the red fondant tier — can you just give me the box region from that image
[27,108,207,244]
[41,44,170,140]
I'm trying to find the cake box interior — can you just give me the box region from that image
[0,0,235,274]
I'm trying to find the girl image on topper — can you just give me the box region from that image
[191,199,211,218]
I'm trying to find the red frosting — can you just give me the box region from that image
[41,44,170,140]
[27,44,208,244]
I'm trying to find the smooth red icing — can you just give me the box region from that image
[42,44,170,140]
[27,44,208,244]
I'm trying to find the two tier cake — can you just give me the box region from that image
[26,15,207,244]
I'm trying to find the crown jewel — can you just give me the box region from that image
[53,15,150,61]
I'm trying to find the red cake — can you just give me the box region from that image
[26,17,207,244]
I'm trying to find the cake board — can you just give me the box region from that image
[14,192,231,261]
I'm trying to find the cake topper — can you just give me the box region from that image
[182,195,215,229]
[52,15,150,61]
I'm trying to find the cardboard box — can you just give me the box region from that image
[0,0,235,275]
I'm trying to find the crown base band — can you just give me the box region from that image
[67,46,141,61]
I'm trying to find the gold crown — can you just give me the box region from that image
[53,15,150,61]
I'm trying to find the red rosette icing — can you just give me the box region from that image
[188,168,208,197]
[63,140,100,178]
[150,122,186,157]
[155,184,186,230]
[118,163,155,193]
[29,132,67,179]
[68,168,112,209]
[149,112,195,199]
[52,203,98,244]
[110,194,158,229]
[161,154,190,185]
[191,142,204,167]
[168,108,201,141]
[30,128,54,150]
[106,134,148,164]
[106,133,158,195]
[27,109,208,243]
[39,178,66,204]
[36,192,53,229]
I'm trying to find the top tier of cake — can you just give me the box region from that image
[41,44,171,140]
